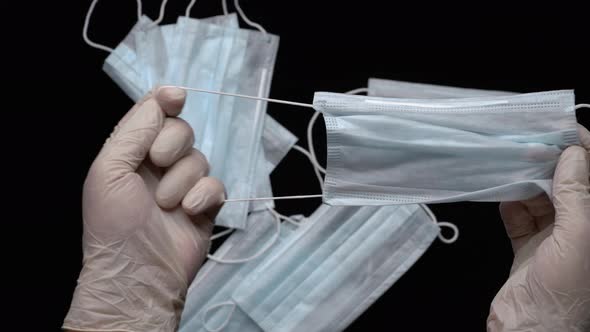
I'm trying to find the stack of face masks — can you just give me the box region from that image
[87,1,582,328]
[103,11,281,230]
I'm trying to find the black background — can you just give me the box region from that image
[28,0,589,331]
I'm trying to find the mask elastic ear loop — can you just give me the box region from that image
[292,145,324,191]
[146,0,169,28]
[234,0,267,34]
[185,0,197,17]
[420,204,459,244]
[210,228,234,240]
[83,0,143,52]
[82,0,142,53]
[222,0,229,15]
[270,208,301,227]
[206,205,281,263]
[201,301,236,332]
[307,111,327,175]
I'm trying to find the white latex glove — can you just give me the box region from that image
[488,125,590,332]
[63,87,225,332]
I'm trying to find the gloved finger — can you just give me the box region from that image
[552,145,590,247]
[499,201,536,253]
[156,149,209,209]
[154,86,186,117]
[97,97,165,174]
[97,88,186,175]
[105,93,153,144]
[576,124,590,151]
[150,117,195,167]
[182,177,226,221]
[519,193,555,232]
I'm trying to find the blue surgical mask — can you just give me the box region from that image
[230,204,439,332]
[103,15,154,101]
[179,210,305,332]
[215,30,280,229]
[314,90,579,205]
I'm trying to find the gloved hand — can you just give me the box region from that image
[488,125,590,332]
[63,87,225,332]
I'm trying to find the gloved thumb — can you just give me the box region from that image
[551,145,590,249]
[96,87,186,175]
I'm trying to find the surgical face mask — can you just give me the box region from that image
[103,15,154,101]
[313,90,579,205]
[179,210,305,332]
[367,77,514,99]
[230,204,439,332]
[104,15,237,102]
[215,30,280,229]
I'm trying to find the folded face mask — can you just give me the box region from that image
[101,15,280,229]
[231,204,439,332]
[104,15,237,101]
[216,30,280,229]
[103,15,154,101]
[314,90,579,205]
[179,210,305,332]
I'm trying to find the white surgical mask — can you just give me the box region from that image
[230,204,439,332]
[314,90,579,205]
[179,209,305,332]
[215,30,280,229]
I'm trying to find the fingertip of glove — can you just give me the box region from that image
[155,86,186,117]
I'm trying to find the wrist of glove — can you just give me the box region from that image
[63,210,188,332]
[64,87,224,332]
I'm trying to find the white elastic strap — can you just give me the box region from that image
[575,104,590,110]
[292,145,324,191]
[210,228,234,240]
[222,0,229,15]
[307,111,327,175]
[436,222,460,244]
[185,0,196,17]
[83,0,142,53]
[206,207,281,263]
[162,85,315,109]
[234,0,267,34]
[147,0,169,28]
[225,194,323,202]
[202,301,236,332]
[270,208,301,227]
[420,204,459,244]
[346,87,369,95]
